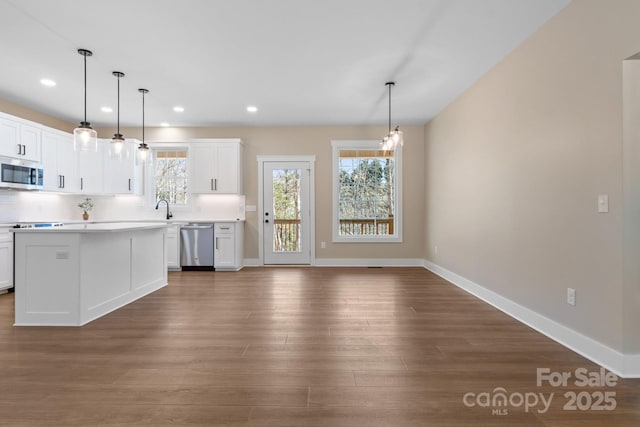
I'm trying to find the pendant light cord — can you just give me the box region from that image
[142,90,145,143]
[83,53,87,124]
[116,74,120,135]
[388,83,392,134]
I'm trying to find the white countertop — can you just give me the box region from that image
[1,218,246,229]
[11,222,169,233]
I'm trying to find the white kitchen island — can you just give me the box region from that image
[13,222,168,326]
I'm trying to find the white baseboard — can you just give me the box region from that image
[314,258,425,267]
[243,258,425,267]
[423,259,640,379]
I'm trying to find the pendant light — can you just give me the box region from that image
[73,49,98,152]
[137,88,150,164]
[110,71,126,159]
[381,81,404,151]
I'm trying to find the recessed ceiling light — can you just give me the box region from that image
[160,122,170,127]
[101,106,113,113]
[40,78,56,87]
[246,105,258,113]
[173,106,184,113]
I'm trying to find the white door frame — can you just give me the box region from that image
[258,155,316,266]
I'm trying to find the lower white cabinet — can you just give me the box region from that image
[13,225,167,326]
[166,225,181,270]
[214,222,243,271]
[0,229,13,292]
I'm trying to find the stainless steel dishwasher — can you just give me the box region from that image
[180,224,214,270]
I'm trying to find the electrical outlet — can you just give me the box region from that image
[567,288,576,306]
[598,194,609,213]
[321,241,326,249]
[434,245,438,255]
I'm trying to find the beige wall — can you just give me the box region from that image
[622,60,640,354]
[424,0,640,353]
[0,99,74,132]
[99,125,425,261]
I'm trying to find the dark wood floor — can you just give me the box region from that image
[0,267,638,426]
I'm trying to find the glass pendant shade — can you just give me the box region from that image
[137,143,150,165]
[391,126,403,146]
[109,134,125,160]
[73,123,98,152]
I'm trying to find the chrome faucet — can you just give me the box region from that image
[155,199,173,220]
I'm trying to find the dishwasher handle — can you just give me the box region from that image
[181,224,213,229]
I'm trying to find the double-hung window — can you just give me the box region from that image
[332,140,402,242]
[151,148,189,205]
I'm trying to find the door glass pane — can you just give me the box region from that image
[272,169,301,253]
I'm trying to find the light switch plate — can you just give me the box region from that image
[598,194,609,213]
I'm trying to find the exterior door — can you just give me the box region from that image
[263,162,310,264]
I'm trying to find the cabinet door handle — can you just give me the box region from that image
[16,144,21,155]
[128,178,131,191]
[80,177,84,191]
[22,144,26,155]
[62,175,65,189]
[211,178,214,191]
[215,237,219,250]
[214,178,217,191]
[58,175,62,189]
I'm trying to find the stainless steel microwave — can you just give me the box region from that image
[0,156,44,190]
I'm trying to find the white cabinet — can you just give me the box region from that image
[20,124,42,162]
[190,142,242,194]
[0,116,19,158]
[103,140,138,194]
[42,131,78,192]
[13,226,167,326]
[2,112,147,197]
[77,142,104,194]
[0,228,13,293]
[166,225,180,270]
[0,115,41,162]
[214,222,243,271]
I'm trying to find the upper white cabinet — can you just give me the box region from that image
[20,124,42,162]
[77,141,104,194]
[103,139,141,195]
[190,141,242,194]
[1,112,148,196]
[0,116,19,158]
[42,130,78,192]
[0,114,41,162]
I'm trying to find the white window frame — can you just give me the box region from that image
[331,140,403,243]
[145,143,191,210]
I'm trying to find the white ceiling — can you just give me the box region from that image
[0,0,569,128]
